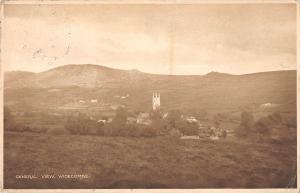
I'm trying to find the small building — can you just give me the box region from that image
[137,112,152,125]
[110,104,125,110]
[259,103,280,111]
[97,119,107,124]
[185,116,198,123]
[127,117,137,124]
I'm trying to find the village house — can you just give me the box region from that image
[127,116,137,124]
[185,116,198,123]
[110,104,125,110]
[97,119,107,124]
[137,112,152,125]
[181,115,199,123]
[90,99,98,103]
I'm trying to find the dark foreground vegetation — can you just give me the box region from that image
[4,131,296,188]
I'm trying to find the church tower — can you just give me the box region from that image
[152,92,160,111]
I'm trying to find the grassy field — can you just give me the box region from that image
[4,131,296,189]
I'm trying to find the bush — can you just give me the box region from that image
[138,126,158,137]
[241,112,254,128]
[125,124,140,137]
[285,116,297,128]
[102,122,130,136]
[167,110,182,128]
[101,122,158,137]
[48,128,69,135]
[236,112,254,137]
[151,111,168,135]
[252,112,282,137]
[236,111,296,142]
[186,108,209,120]
[64,108,169,138]
[253,117,273,136]
[268,111,282,124]
[194,110,209,120]
[9,125,48,134]
[65,113,101,135]
[114,107,127,126]
[95,122,105,135]
[177,120,198,136]
[213,115,221,128]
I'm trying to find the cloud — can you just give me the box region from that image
[3,4,296,74]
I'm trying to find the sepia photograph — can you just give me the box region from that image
[1,0,298,190]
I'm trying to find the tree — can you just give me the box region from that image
[286,116,297,128]
[167,110,181,128]
[253,117,273,136]
[177,120,198,136]
[213,114,221,128]
[236,111,254,137]
[65,113,96,135]
[101,107,128,136]
[113,107,127,126]
[268,111,282,124]
[194,109,208,120]
[241,112,254,129]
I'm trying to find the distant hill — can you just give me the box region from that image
[4,64,296,113]
[4,64,147,88]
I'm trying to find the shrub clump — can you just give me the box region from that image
[237,111,283,137]
[176,120,198,136]
[65,113,102,135]
[236,112,254,137]
[65,108,160,137]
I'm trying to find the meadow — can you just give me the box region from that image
[4,131,296,189]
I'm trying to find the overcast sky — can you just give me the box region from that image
[3,3,297,75]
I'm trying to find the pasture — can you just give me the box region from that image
[4,131,296,188]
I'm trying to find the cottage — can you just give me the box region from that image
[259,103,280,111]
[110,104,125,110]
[127,117,137,124]
[185,116,198,123]
[97,119,107,124]
[137,113,152,125]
